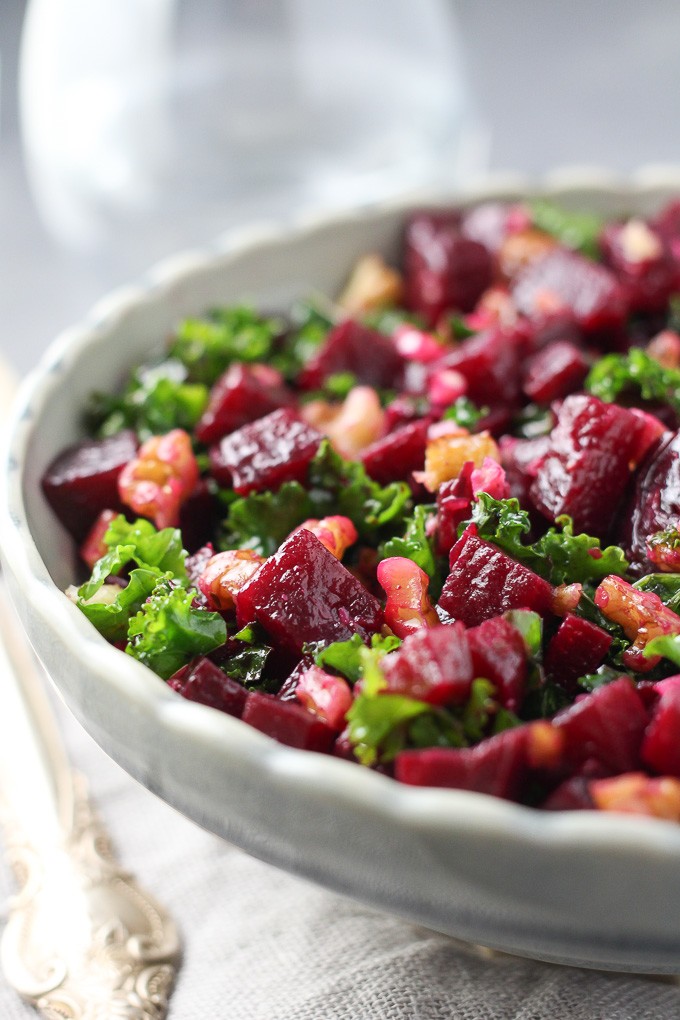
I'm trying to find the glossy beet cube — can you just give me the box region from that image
[435,462,474,555]
[360,419,428,486]
[512,248,627,335]
[242,690,336,752]
[380,622,473,706]
[438,526,553,627]
[522,341,590,404]
[500,434,551,507]
[297,319,404,391]
[395,721,560,800]
[529,394,649,537]
[403,212,494,325]
[618,430,680,572]
[460,201,530,252]
[544,614,612,694]
[641,676,680,778]
[553,677,648,773]
[434,327,525,408]
[466,616,528,711]
[600,221,679,313]
[41,429,138,541]
[208,407,323,494]
[235,528,383,654]
[195,363,294,445]
[167,655,248,717]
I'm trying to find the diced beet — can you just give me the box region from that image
[380,623,473,706]
[553,677,648,774]
[360,419,428,485]
[522,341,590,404]
[41,430,138,541]
[208,407,323,494]
[529,394,649,537]
[235,528,383,654]
[600,221,680,313]
[531,311,585,352]
[540,756,613,810]
[242,690,336,752]
[438,526,553,627]
[460,201,530,252]
[383,395,423,432]
[512,248,627,335]
[544,614,613,694]
[618,430,680,573]
[466,616,528,711]
[195,363,294,445]
[403,212,494,325]
[178,478,217,553]
[395,721,559,800]
[433,327,525,407]
[435,462,475,555]
[297,319,404,391]
[641,676,680,777]
[167,656,248,717]
[500,434,551,507]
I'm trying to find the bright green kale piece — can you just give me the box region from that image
[169,305,282,385]
[442,396,488,430]
[220,481,316,557]
[528,199,603,259]
[311,632,402,684]
[380,504,439,581]
[585,347,680,417]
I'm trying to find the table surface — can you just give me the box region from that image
[3,2,680,1017]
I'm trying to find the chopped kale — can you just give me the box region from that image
[442,396,489,430]
[170,306,282,385]
[585,347,680,416]
[220,481,315,557]
[528,199,603,259]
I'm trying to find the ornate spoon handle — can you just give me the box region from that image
[0,585,181,1019]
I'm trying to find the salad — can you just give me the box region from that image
[42,197,680,821]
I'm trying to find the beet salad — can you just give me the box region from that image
[42,197,680,821]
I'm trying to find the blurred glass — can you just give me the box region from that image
[19,0,485,255]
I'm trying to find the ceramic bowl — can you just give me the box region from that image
[5,168,680,974]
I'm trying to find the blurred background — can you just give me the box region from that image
[2,0,680,374]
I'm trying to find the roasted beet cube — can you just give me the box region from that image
[195,363,294,445]
[360,419,428,485]
[395,721,561,800]
[235,528,383,654]
[41,429,138,541]
[178,479,217,553]
[522,341,590,404]
[500,434,551,507]
[460,201,530,252]
[380,623,473,706]
[438,526,553,627]
[600,220,680,313]
[618,429,680,573]
[466,616,528,711]
[403,212,494,325]
[553,677,648,774]
[167,655,248,717]
[209,407,323,494]
[512,248,627,335]
[433,327,525,408]
[435,462,475,556]
[544,614,612,694]
[242,691,336,752]
[641,676,680,778]
[529,394,649,537]
[297,319,404,391]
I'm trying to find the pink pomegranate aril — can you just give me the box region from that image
[195,362,294,445]
[167,656,248,717]
[553,677,648,774]
[543,614,613,694]
[522,341,590,404]
[297,319,404,391]
[242,690,336,752]
[208,407,323,494]
[641,676,680,778]
[42,429,138,541]
[381,623,473,706]
[438,526,553,627]
[235,528,383,654]
[360,419,428,485]
[530,394,650,537]
[466,617,528,711]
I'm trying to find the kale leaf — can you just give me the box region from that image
[585,347,680,416]
[219,480,316,557]
[528,199,603,259]
[169,305,282,385]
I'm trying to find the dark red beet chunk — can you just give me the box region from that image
[460,201,530,252]
[600,221,679,313]
[209,407,323,494]
[178,479,217,553]
[41,429,137,541]
[195,363,294,445]
[434,327,525,407]
[235,528,383,655]
[512,248,627,335]
[529,394,648,537]
[500,434,551,507]
[618,430,680,573]
[403,212,494,326]
[522,341,590,404]
[435,462,475,556]
[167,656,248,717]
[438,526,553,627]
[242,691,336,752]
[553,677,648,774]
[381,623,473,706]
[297,319,404,391]
[541,757,612,811]
[467,617,528,711]
[360,419,428,485]
[544,614,612,694]
[641,677,680,777]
